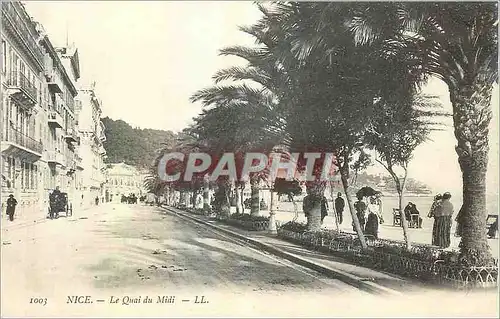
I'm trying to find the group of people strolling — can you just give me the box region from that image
[428,192,454,248]
[301,188,496,249]
[352,194,384,239]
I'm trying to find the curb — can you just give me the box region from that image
[163,206,403,296]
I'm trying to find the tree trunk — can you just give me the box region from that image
[240,183,245,214]
[235,184,242,214]
[450,83,493,266]
[215,179,231,217]
[305,182,325,231]
[203,177,210,209]
[398,189,411,250]
[330,182,340,231]
[179,191,186,206]
[458,155,492,265]
[339,167,367,249]
[291,194,299,222]
[250,175,260,216]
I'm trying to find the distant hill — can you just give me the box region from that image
[101,117,177,169]
[352,171,432,195]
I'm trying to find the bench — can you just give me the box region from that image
[393,208,420,228]
[393,208,401,227]
[486,214,498,238]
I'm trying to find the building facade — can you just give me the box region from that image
[107,163,146,202]
[1,1,98,218]
[2,1,47,218]
[75,85,107,207]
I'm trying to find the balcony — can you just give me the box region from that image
[98,145,107,155]
[1,2,45,68]
[99,121,107,142]
[45,68,64,94]
[75,154,84,170]
[65,127,78,143]
[5,72,38,108]
[47,150,66,167]
[1,127,43,161]
[48,110,64,129]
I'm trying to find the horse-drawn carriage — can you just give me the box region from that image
[48,191,72,219]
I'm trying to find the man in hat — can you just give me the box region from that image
[6,194,17,221]
[334,192,345,225]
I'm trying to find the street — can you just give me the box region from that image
[1,203,370,317]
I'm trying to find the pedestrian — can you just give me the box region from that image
[404,202,423,228]
[454,205,464,237]
[320,195,328,224]
[6,194,17,221]
[428,194,442,218]
[95,196,99,206]
[487,218,498,239]
[432,192,454,248]
[365,197,380,238]
[334,192,345,225]
[353,194,367,233]
[374,192,384,224]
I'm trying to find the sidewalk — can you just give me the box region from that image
[164,206,431,295]
[0,203,103,232]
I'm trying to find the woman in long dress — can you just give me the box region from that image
[432,192,454,248]
[353,194,367,233]
[428,194,442,245]
[365,197,381,238]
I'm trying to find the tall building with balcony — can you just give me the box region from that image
[38,27,81,209]
[1,1,84,219]
[75,84,107,207]
[1,1,46,218]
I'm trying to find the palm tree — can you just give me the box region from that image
[190,84,283,217]
[274,1,498,265]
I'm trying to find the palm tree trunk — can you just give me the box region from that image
[305,182,325,231]
[216,179,231,217]
[250,175,260,216]
[240,183,245,214]
[450,83,493,265]
[339,167,367,249]
[235,184,242,214]
[203,177,210,209]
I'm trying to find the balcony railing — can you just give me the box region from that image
[67,95,75,112]
[48,110,64,128]
[3,127,43,154]
[46,68,63,94]
[47,150,66,166]
[65,127,78,143]
[6,72,38,103]
[1,2,45,66]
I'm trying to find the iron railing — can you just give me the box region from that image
[4,127,43,154]
[6,72,37,102]
[1,2,45,65]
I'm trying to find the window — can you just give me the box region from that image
[2,40,6,74]
[20,160,24,189]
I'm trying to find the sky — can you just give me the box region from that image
[24,1,499,206]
